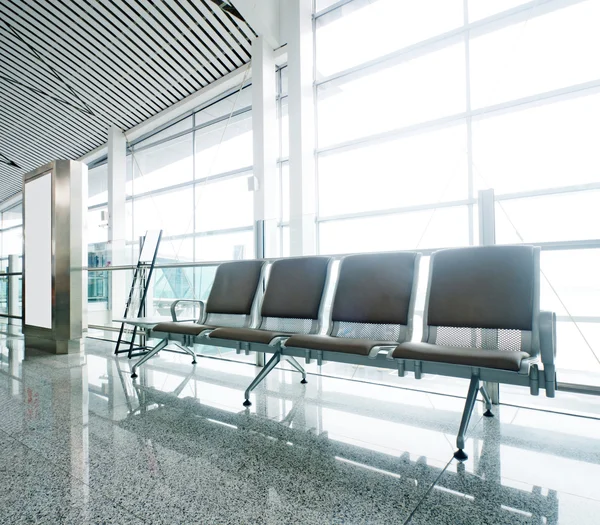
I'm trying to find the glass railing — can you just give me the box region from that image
[2,207,600,409]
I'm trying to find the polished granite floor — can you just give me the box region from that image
[0,336,600,524]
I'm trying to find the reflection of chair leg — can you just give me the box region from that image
[173,343,197,365]
[280,402,302,427]
[114,357,135,413]
[454,375,480,461]
[243,352,281,407]
[172,368,196,397]
[131,339,168,379]
[479,385,494,417]
[285,356,307,383]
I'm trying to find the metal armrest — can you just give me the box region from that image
[170,300,205,323]
[539,310,557,397]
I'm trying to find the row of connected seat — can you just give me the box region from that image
[125,245,557,460]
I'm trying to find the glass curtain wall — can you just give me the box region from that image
[315,0,600,392]
[0,203,23,272]
[0,203,23,321]
[87,85,255,328]
[275,66,290,257]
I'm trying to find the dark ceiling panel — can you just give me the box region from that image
[0,0,256,203]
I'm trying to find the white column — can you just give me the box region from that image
[252,35,279,258]
[107,125,127,320]
[479,188,500,404]
[286,0,317,256]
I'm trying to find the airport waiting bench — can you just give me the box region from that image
[123,245,557,461]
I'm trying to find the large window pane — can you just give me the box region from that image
[281,163,290,222]
[195,176,253,232]
[129,130,193,196]
[2,203,22,229]
[540,249,600,376]
[318,44,465,148]
[541,249,600,319]
[470,1,600,108]
[473,92,600,194]
[1,227,22,258]
[195,112,253,178]
[469,0,531,21]
[132,188,194,241]
[88,164,108,207]
[87,208,108,245]
[194,86,252,127]
[278,97,289,159]
[318,206,470,254]
[196,230,254,261]
[495,191,600,244]
[318,124,468,217]
[316,0,463,78]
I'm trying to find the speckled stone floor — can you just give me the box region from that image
[0,335,599,524]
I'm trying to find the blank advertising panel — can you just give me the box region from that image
[24,172,52,329]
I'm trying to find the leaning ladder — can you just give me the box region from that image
[114,230,162,358]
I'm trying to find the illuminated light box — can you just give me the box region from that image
[23,160,87,354]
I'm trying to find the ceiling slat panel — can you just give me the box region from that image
[0,44,140,129]
[53,0,189,102]
[0,0,255,203]
[170,0,244,71]
[111,0,201,93]
[0,96,104,153]
[0,79,114,144]
[192,1,249,64]
[148,1,224,82]
[1,1,169,115]
[161,0,234,75]
[133,1,216,85]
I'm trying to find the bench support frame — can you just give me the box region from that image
[454,374,481,461]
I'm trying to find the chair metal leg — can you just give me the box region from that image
[173,342,198,365]
[243,352,281,407]
[479,385,494,417]
[454,375,480,461]
[131,339,168,379]
[285,356,307,383]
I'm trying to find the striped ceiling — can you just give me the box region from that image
[0,0,255,203]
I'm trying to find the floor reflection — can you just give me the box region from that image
[0,336,599,524]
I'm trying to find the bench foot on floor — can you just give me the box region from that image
[454,375,480,461]
[243,352,282,407]
[301,378,308,384]
[454,449,468,461]
[479,385,494,417]
[130,339,168,379]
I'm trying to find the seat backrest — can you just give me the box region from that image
[423,245,540,354]
[203,260,266,328]
[259,256,331,334]
[329,252,420,342]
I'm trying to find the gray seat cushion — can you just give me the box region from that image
[392,342,529,371]
[286,334,397,356]
[209,327,290,345]
[153,322,214,336]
